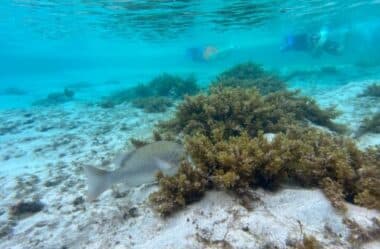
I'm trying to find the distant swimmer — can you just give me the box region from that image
[186,44,236,62]
[186,45,219,62]
[281,28,342,57]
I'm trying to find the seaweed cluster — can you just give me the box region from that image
[147,73,199,98]
[100,73,199,110]
[354,146,380,210]
[32,88,75,106]
[150,75,379,216]
[358,83,380,98]
[152,124,379,215]
[149,161,207,216]
[212,62,287,95]
[131,97,172,113]
[294,235,323,249]
[158,86,345,138]
[186,128,368,210]
[356,112,380,137]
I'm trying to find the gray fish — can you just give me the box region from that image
[84,141,185,201]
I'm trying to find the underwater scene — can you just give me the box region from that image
[1,0,380,248]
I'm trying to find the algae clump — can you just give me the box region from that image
[358,83,380,98]
[148,63,377,217]
[149,161,207,216]
[158,86,345,138]
[212,62,287,95]
[151,126,380,216]
[149,85,380,216]
[99,73,199,108]
[356,112,380,137]
[132,96,173,113]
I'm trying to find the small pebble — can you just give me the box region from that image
[72,196,84,206]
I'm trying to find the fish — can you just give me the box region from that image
[83,141,185,201]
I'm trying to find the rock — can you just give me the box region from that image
[44,176,64,187]
[10,200,45,216]
[128,207,138,218]
[72,196,84,206]
[0,222,13,238]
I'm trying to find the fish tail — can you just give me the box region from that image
[83,165,112,201]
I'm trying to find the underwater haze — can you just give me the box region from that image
[0,1,380,249]
[1,0,380,107]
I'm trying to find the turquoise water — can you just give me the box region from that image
[1,0,380,108]
[1,2,380,248]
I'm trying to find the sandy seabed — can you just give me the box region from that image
[0,80,379,249]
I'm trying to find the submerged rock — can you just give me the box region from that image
[10,200,45,217]
[72,196,85,206]
[0,221,14,238]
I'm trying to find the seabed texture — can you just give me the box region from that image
[0,80,379,249]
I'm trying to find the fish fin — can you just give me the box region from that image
[83,165,112,201]
[155,158,172,171]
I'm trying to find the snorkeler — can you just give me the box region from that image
[186,44,236,62]
[186,45,219,62]
[281,28,342,57]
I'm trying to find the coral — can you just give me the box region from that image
[356,111,380,137]
[131,96,173,113]
[358,83,380,98]
[32,88,75,106]
[158,87,345,139]
[212,62,286,95]
[10,200,44,216]
[149,161,207,217]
